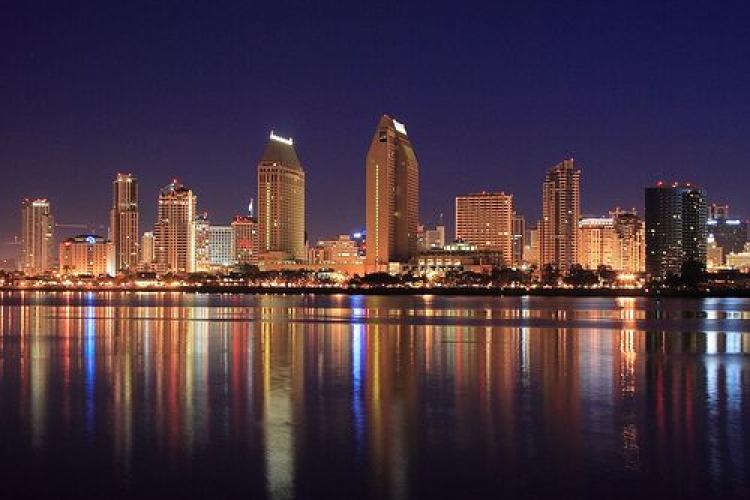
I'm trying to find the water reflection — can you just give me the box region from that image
[0,292,748,499]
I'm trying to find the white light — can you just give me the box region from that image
[269,131,293,146]
[392,119,407,135]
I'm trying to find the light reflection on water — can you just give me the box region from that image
[0,291,748,499]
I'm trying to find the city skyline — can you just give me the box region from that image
[3,3,750,259]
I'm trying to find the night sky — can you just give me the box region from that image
[2,1,749,257]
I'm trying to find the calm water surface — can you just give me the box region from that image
[0,291,748,499]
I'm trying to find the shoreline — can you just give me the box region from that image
[2,285,750,298]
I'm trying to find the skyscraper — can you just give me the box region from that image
[109,173,139,272]
[365,115,420,269]
[512,213,526,267]
[540,158,581,274]
[20,198,54,275]
[645,183,707,279]
[257,132,306,262]
[194,212,211,272]
[455,192,514,266]
[208,225,235,267]
[154,180,197,273]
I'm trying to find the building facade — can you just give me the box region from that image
[140,231,154,266]
[512,213,525,267]
[257,132,306,262]
[154,180,197,273]
[59,234,114,276]
[577,210,645,273]
[109,173,139,272]
[540,159,581,274]
[365,115,420,269]
[645,184,707,279]
[194,213,211,272]
[232,215,259,266]
[455,192,514,267]
[209,225,236,268]
[20,198,54,275]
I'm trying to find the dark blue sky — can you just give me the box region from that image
[2,1,749,256]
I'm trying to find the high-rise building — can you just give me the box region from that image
[257,132,306,262]
[154,180,197,273]
[512,213,526,267]
[232,214,259,265]
[140,231,154,265]
[194,212,211,272]
[645,183,707,279]
[59,234,114,276]
[20,198,54,275]
[577,210,645,273]
[455,192,514,266]
[365,115,420,269]
[109,173,139,272]
[541,158,581,274]
[209,225,235,268]
[525,223,540,267]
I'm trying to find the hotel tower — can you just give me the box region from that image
[154,179,197,273]
[20,198,54,275]
[365,115,420,269]
[257,132,306,262]
[110,172,139,271]
[540,158,581,274]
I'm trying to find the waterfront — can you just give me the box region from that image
[0,292,748,499]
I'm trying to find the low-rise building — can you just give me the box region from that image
[59,235,115,276]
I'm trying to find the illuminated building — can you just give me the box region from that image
[706,218,747,264]
[20,198,54,275]
[109,173,139,272]
[140,231,154,265]
[455,192,513,266]
[541,158,581,274]
[59,234,115,276]
[727,243,750,271]
[194,213,210,271]
[525,223,540,267]
[418,219,446,251]
[512,213,525,267]
[154,179,197,273]
[578,210,645,273]
[365,115,420,269]
[208,225,235,268]
[257,131,306,262]
[645,183,707,279]
[409,240,504,276]
[706,236,723,269]
[232,214,259,266]
[308,235,363,266]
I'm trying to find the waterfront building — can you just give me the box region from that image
[709,203,730,220]
[577,209,645,273]
[59,234,115,276]
[257,132,306,262]
[365,115,420,269]
[707,217,748,263]
[525,224,540,267]
[512,213,525,267]
[455,192,513,266]
[20,198,54,275]
[727,243,750,271]
[154,180,197,273]
[408,241,504,277]
[309,235,363,266]
[645,183,707,279]
[140,231,154,265]
[194,213,211,272]
[540,158,581,274]
[109,173,139,271]
[232,214,259,266]
[209,225,236,268]
[418,220,446,251]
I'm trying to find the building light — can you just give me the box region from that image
[392,119,407,135]
[269,131,293,145]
